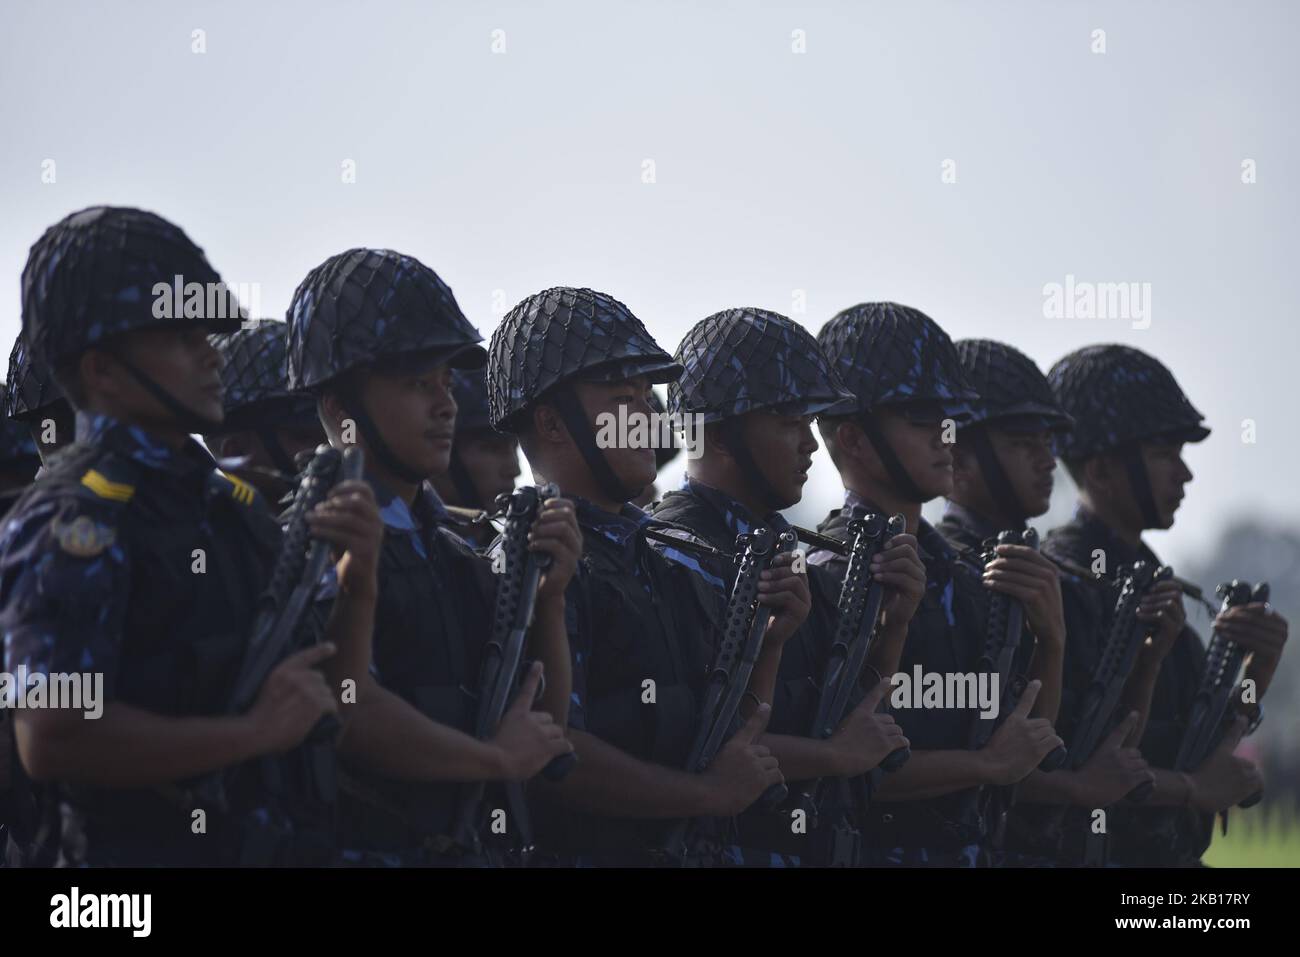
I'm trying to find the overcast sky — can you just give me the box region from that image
[3,0,1296,571]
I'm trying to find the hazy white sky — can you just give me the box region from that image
[3,0,1296,569]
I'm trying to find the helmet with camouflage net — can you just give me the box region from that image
[818,302,977,419]
[451,368,493,434]
[956,339,1073,434]
[669,307,856,423]
[5,333,68,423]
[0,382,40,472]
[1047,344,1208,461]
[286,248,485,393]
[21,206,243,371]
[209,319,317,433]
[487,287,681,433]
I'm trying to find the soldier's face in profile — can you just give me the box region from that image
[573,375,657,495]
[1139,439,1193,529]
[874,407,953,500]
[454,430,521,505]
[736,410,817,509]
[987,427,1057,517]
[361,361,457,480]
[113,326,226,426]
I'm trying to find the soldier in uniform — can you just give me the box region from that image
[1045,344,1287,866]
[0,205,385,866]
[204,319,327,501]
[810,303,1064,866]
[650,306,919,866]
[486,287,794,866]
[428,368,521,548]
[937,338,1154,865]
[5,333,74,466]
[285,248,579,866]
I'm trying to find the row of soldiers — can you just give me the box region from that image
[0,205,1287,867]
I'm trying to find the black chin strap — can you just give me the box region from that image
[965,426,1026,525]
[338,383,427,485]
[720,417,786,512]
[1121,446,1163,528]
[857,411,927,503]
[446,444,484,510]
[107,348,223,434]
[551,383,635,503]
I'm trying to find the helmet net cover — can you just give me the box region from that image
[669,307,856,423]
[286,247,485,393]
[210,319,318,433]
[21,206,243,370]
[487,286,681,433]
[1047,344,1209,460]
[817,301,977,419]
[955,338,1074,433]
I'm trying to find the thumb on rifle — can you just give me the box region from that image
[738,702,772,743]
[1011,679,1042,718]
[282,641,336,670]
[1217,714,1249,754]
[509,661,545,714]
[862,675,893,710]
[1105,710,1140,750]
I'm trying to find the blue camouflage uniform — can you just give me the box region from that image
[0,412,335,866]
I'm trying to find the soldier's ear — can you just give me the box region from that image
[833,419,869,464]
[532,403,566,446]
[318,390,348,436]
[1081,454,1117,495]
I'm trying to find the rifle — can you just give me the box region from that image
[969,529,1067,771]
[648,525,796,862]
[195,443,364,811]
[451,483,576,858]
[798,515,911,772]
[1175,580,1268,825]
[1066,560,1168,865]
[789,515,907,867]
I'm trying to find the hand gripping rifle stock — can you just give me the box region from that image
[1068,561,1171,805]
[194,444,364,811]
[451,483,574,856]
[657,526,796,861]
[1175,580,1268,816]
[970,528,1066,771]
[804,514,911,773]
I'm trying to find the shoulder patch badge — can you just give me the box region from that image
[52,514,117,558]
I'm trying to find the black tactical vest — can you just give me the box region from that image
[337,515,498,858]
[1042,515,1212,866]
[816,507,991,854]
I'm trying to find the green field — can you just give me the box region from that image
[1202,807,1300,867]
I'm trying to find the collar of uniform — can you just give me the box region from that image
[75,410,215,477]
[572,495,651,548]
[1070,503,1158,570]
[683,477,790,538]
[369,475,453,531]
[940,501,1009,547]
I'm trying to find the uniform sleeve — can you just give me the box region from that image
[0,496,132,696]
